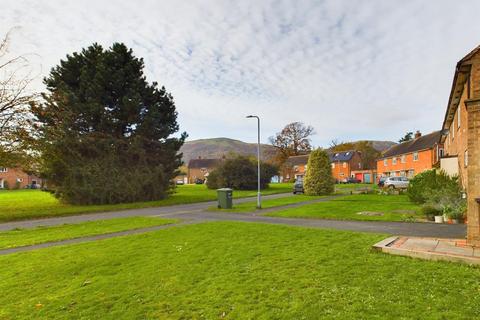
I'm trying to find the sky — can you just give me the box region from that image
[1,0,480,147]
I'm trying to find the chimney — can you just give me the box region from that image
[414,131,422,139]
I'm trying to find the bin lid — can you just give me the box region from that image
[217,188,233,191]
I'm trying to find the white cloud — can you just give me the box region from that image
[1,0,480,146]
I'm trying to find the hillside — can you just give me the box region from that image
[179,138,277,163]
[367,140,397,152]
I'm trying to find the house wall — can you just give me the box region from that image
[0,168,42,189]
[443,81,470,187]
[187,167,212,184]
[376,148,437,179]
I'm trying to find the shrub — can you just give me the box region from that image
[407,170,461,204]
[303,149,334,196]
[3,181,9,190]
[421,204,443,221]
[206,156,278,190]
[14,181,21,189]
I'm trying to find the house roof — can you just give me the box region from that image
[441,44,480,137]
[328,150,356,162]
[285,155,309,166]
[381,131,441,159]
[187,158,223,169]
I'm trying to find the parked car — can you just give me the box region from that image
[176,179,185,185]
[383,176,409,189]
[194,178,205,184]
[377,177,387,188]
[293,180,304,194]
[343,177,361,184]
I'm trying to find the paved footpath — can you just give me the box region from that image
[0,193,467,255]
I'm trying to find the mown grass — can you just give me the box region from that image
[0,217,177,250]
[0,183,292,222]
[209,194,328,213]
[0,222,479,319]
[268,194,423,222]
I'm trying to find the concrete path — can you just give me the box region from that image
[0,192,467,255]
[0,192,293,231]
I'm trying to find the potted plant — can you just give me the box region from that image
[421,204,443,223]
[443,201,467,224]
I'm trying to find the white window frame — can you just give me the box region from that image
[331,163,335,169]
[383,159,388,166]
[342,162,347,168]
[0,168,7,173]
[401,155,406,163]
[413,152,419,162]
[392,158,397,165]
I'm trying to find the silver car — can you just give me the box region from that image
[384,176,409,189]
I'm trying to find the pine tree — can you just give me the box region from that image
[33,43,186,204]
[303,149,334,195]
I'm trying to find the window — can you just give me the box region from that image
[0,168,7,173]
[401,155,406,163]
[458,106,461,129]
[392,158,397,165]
[413,152,419,161]
[358,162,361,169]
[16,178,23,182]
[331,163,335,169]
[384,159,388,166]
[294,165,299,172]
[342,162,346,168]
[304,165,308,170]
[439,148,444,158]
[465,150,468,167]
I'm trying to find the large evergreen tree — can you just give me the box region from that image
[303,149,334,196]
[33,43,186,204]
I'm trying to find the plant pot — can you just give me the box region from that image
[434,215,444,224]
[451,219,459,224]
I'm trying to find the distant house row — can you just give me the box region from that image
[0,167,43,189]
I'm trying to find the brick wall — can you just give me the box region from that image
[376,148,437,179]
[0,168,43,189]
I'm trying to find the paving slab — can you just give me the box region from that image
[373,236,480,265]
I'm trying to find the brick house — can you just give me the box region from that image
[283,150,365,182]
[0,167,43,189]
[330,151,363,182]
[187,158,223,184]
[376,131,443,179]
[439,44,480,245]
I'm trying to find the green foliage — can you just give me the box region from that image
[14,181,21,190]
[206,156,278,190]
[399,132,414,143]
[421,204,443,221]
[406,170,461,204]
[303,149,334,195]
[33,43,186,205]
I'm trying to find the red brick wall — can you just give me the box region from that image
[0,168,43,189]
[376,148,437,178]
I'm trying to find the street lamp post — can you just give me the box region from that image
[246,115,261,209]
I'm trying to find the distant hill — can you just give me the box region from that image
[367,140,397,152]
[179,138,277,163]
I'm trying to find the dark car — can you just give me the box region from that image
[378,177,387,188]
[343,177,361,184]
[194,178,205,184]
[293,180,304,194]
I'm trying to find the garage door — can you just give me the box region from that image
[364,173,371,183]
[355,173,363,182]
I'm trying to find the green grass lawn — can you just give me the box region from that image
[1,222,479,319]
[209,194,327,213]
[268,194,423,222]
[0,183,292,222]
[0,217,177,250]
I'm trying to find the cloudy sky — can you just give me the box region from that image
[2,0,480,147]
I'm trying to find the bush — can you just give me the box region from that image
[406,170,461,204]
[421,204,443,221]
[303,149,334,196]
[206,156,278,190]
[3,180,9,190]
